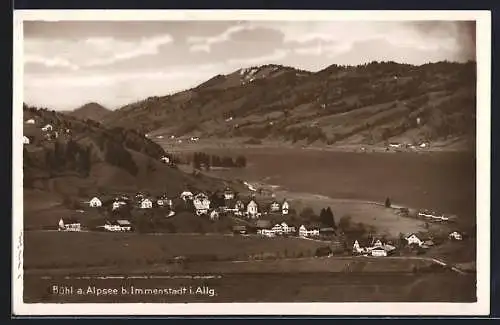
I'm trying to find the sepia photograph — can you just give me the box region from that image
[13,10,491,316]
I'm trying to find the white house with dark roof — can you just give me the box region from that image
[104,219,132,232]
[299,225,320,237]
[140,198,153,209]
[23,136,30,145]
[258,229,275,237]
[405,233,423,246]
[180,191,194,201]
[58,217,81,232]
[449,231,463,241]
[370,246,388,257]
[41,124,53,132]
[224,187,235,200]
[193,193,210,215]
[112,200,127,211]
[246,200,259,219]
[281,200,290,215]
[89,197,102,208]
[269,201,280,213]
[210,209,220,221]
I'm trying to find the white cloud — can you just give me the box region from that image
[23,63,224,109]
[24,54,80,71]
[24,34,174,70]
[227,49,290,67]
[186,24,256,53]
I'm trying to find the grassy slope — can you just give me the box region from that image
[103,61,476,150]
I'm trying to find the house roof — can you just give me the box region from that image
[116,220,131,226]
[62,217,80,224]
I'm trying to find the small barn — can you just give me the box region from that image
[58,217,81,232]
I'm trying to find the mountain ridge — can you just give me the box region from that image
[100,60,476,150]
[65,102,112,122]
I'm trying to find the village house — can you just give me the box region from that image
[352,240,365,254]
[449,231,463,241]
[180,191,194,202]
[160,156,170,164]
[58,217,81,232]
[193,193,211,215]
[246,200,259,219]
[299,225,320,238]
[405,233,423,246]
[103,219,132,232]
[25,118,35,124]
[41,124,53,132]
[156,195,172,208]
[279,222,295,235]
[370,246,388,257]
[140,198,153,209]
[258,229,275,237]
[272,223,283,235]
[23,136,30,145]
[89,197,102,208]
[234,200,245,215]
[389,143,401,148]
[157,197,166,206]
[223,187,235,200]
[112,200,127,211]
[269,201,280,213]
[282,200,290,215]
[210,209,220,221]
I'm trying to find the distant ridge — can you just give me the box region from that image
[101,61,477,150]
[67,102,111,122]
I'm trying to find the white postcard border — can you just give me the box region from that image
[12,9,492,316]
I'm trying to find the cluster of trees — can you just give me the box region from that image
[192,152,247,170]
[103,138,139,176]
[109,127,167,160]
[319,207,336,228]
[44,139,92,176]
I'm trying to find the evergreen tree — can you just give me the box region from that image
[326,207,335,229]
[385,197,392,208]
[235,155,247,168]
[319,208,327,226]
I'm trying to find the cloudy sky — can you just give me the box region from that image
[23,20,475,110]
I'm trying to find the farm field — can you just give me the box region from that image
[185,147,476,224]
[23,231,328,271]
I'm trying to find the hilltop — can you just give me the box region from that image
[22,104,235,199]
[103,61,476,151]
[65,102,112,122]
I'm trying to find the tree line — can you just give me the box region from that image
[44,139,92,176]
[192,152,247,170]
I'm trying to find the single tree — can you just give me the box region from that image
[385,197,392,208]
